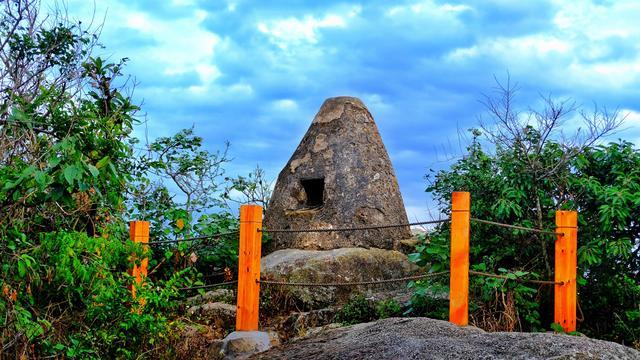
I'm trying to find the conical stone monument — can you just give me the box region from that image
[264,96,411,252]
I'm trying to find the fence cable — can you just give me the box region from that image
[259,219,450,234]
[258,271,450,287]
[469,270,563,285]
[179,280,238,291]
[470,218,563,237]
[147,230,239,245]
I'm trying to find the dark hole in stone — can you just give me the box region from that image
[301,178,325,207]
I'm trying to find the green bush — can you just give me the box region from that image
[335,295,376,325]
[411,119,639,345]
[335,296,406,325]
[375,299,402,319]
[0,230,203,358]
[0,3,251,357]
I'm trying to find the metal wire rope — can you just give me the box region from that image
[147,230,239,245]
[470,218,563,236]
[257,271,450,287]
[469,270,563,285]
[259,219,451,234]
[179,280,238,291]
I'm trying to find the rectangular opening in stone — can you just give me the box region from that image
[301,178,324,207]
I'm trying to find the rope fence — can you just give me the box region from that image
[128,191,578,334]
[469,270,563,286]
[179,280,238,291]
[258,271,450,287]
[470,217,563,236]
[147,230,239,245]
[259,218,450,234]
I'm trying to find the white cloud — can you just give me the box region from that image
[447,34,571,63]
[444,1,640,91]
[552,0,639,39]
[387,1,472,17]
[125,12,153,32]
[63,0,221,88]
[622,109,640,128]
[393,149,421,161]
[272,99,298,111]
[171,0,196,6]
[257,13,350,49]
[361,93,391,113]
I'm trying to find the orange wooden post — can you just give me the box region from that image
[555,211,578,332]
[236,205,263,331]
[449,191,470,326]
[129,220,150,300]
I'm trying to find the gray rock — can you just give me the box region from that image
[188,302,237,330]
[174,324,225,360]
[260,248,420,309]
[273,308,338,340]
[186,288,235,305]
[221,331,280,359]
[264,96,411,253]
[253,317,640,359]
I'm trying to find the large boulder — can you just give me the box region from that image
[253,317,640,359]
[187,302,237,331]
[260,248,420,309]
[221,331,280,360]
[264,96,411,253]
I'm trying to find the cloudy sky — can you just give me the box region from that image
[57,0,640,219]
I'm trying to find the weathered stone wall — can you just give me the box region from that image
[264,96,411,252]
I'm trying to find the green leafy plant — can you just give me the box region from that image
[0,2,247,357]
[375,299,402,319]
[410,79,637,347]
[335,295,376,326]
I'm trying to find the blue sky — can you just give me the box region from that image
[59,0,640,219]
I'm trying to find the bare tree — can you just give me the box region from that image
[478,74,626,274]
[223,165,273,209]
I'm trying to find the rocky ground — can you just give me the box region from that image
[177,246,638,359]
[252,317,640,360]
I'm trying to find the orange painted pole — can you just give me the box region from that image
[129,220,150,300]
[236,205,263,331]
[555,211,578,332]
[449,191,470,326]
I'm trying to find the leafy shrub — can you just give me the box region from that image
[335,296,406,325]
[335,295,376,325]
[375,299,402,319]
[411,124,639,345]
[0,3,253,357]
[0,230,202,358]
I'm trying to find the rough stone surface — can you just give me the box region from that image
[253,317,640,359]
[186,289,235,305]
[272,308,338,341]
[260,248,419,309]
[174,325,225,360]
[221,331,279,360]
[264,97,411,252]
[187,302,237,330]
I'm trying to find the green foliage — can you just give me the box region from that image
[0,2,241,356]
[0,231,198,358]
[375,299,402,319]
[126,128,243,284]
[335,296,406,325]
[406,233,451,319]
[0,1,278,357]
[411,131,639,344]
[335,295,376,325]
[569,141,640,345]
